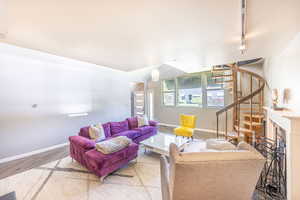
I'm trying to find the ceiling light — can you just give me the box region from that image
[68,112,88,117]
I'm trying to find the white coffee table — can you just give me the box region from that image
[140,132,189,156]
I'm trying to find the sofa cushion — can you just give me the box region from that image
[79,122,111,139]
[79,127,90,138]
[137,115,149,127]
[127,117,138,129]
[149,120,158,127]
[89,124,106,141]
[85,143,138,169]
[110,120,129,135]
[134,126,155,135]
[69,136,96,149]
[102,123,111,138]
[113,130,141,140]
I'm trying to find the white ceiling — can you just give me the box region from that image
[0,0,300,71]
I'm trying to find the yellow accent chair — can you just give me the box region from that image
[174,114,197,139]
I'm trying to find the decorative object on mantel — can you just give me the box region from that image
[272,89,285,111]
[283,88,291,105]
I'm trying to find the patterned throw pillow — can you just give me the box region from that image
[137,115,149,127]
[89,124,105,141]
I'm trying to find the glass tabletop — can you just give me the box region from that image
[140,132,189,153]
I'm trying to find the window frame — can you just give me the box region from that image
[176,73,203,108]
[161,71,225,108]
[205,71,225,108]
[161,79,176,107]
[206,88,225,108]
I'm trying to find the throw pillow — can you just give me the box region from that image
[95,136,132,154]
[137,115,149,127]
[89,123,105,141]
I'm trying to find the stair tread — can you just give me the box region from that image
[234,126,255,133]
[212,74,233,78]
[243,113,264,118]
[239,107,260,111]
[211,76,233,80]
[215,80,233,84]
[240,101,260,104]
[227,131,244,138]
[242,121,263,126]
[212,68,232,72]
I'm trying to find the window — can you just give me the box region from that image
[177,76,202,107]
[206,72,225,107]
[162,79,175,106]
[161,71,225,108]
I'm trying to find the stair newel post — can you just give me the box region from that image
[238,101,240,138]
[225,110,228,140]
[216,114,219,138]
[232,64,238,130]
[258,80,262,112]
[250,75,253,143]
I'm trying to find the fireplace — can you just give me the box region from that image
[263,107,300,200]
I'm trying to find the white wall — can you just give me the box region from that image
[0,43,131,159]
[263,32,300,112]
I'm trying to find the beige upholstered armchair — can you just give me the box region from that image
[160,142,265,200]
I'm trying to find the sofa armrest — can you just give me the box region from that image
[149,120,158,127]
[69,136,95,150]
[160,155,170,200]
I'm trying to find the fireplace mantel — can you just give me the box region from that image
[264,107,300,200]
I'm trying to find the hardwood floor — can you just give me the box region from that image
[159,125,216,140]
[0,145,69,180]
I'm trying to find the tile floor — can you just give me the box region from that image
[0,147,162,200]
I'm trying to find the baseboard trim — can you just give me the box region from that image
[0,142,69,164]
[158,122,222,134]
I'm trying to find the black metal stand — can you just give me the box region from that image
[254,125,287,200]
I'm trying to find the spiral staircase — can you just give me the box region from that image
[211,58,265,144]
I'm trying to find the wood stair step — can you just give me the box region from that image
[212,68,232,72]
[242,121,263,126]
[211,77,233,80]
[234,125,255,134]
[243,113,264,118]
[227,131,244,138]
[215,80,233,84]
[211,74,233,78]
[240,101,260,105]
[239,107,260,111]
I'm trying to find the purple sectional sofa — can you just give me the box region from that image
[69,117,158,179]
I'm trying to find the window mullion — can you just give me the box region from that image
[202,73,208,108]
[175,78,178,106]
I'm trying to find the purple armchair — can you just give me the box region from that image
[69,117,158,179]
